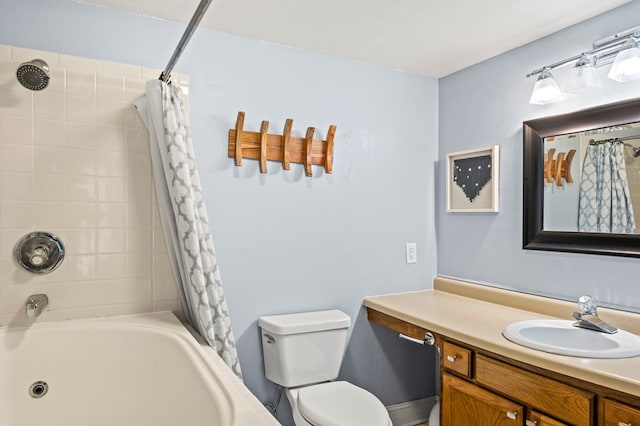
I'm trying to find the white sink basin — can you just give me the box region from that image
[503,320,640,358]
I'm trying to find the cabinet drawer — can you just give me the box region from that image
[442,341,472,378]
[527,410,568,426]
[603,398,640,426]
[475,354,594,426]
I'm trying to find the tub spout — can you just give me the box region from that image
[26,294,48,318]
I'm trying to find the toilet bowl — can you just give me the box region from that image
[287,381,392,426]
[259,310,392,426]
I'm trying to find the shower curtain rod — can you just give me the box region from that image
[160,0,213,83]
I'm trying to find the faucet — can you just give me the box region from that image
[25,294,48,318]
[572,295,617,334]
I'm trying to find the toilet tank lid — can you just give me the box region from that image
[259,310,351,335]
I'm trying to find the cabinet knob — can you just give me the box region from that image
[506,411,518,420]
[525,421,537,426]
[446,354,457,362]
[618,422,632,426]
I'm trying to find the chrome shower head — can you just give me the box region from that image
[16,59,50,91]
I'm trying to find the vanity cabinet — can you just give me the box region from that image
[365,307,640,426]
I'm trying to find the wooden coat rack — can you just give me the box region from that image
[544,148,576,187]
[228,112,336,177]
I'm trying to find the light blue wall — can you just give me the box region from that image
[438,1,640,312]
[0,0,438,423]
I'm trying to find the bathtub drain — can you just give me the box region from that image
[29,381,48,398]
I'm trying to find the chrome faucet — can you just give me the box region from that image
[25,294,48,318]
[572,295,617,334]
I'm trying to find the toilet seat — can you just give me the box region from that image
[297,381,391,426]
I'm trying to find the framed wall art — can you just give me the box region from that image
[446,145,499,213]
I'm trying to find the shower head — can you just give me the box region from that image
[16,59,50,91]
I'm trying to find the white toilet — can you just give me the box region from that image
[259,310,392,426]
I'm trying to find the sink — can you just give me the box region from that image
[503,320,640,358]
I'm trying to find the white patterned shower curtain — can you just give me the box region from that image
[135,80,242,378]
[578,139,635,233]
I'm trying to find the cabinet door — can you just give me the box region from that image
[527,410,568,426]
[603,398,640,426]
[442,373,524,426]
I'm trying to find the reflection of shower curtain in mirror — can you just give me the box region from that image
[578,140,635,233]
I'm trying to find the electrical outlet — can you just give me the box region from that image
[406,242,417,264]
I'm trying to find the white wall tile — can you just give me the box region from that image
[35,119,65,147]
[11,47,59,66]
[0,46,186,324]
[35,146,67,174]
[0,201,34,228]
[67,149,97,176]
[67,95,96,123]
[34,201,66,228]
[0,283,37,313]
[66,175,97,201]
[0,144,33,173]
[0,45,11,60]
[67,70,95,97]
[97,73,124,100]
[125,253,151,278]
[34,92,65,121]
[96,253,125,279]
[98,202,126,228]
[126,227,152,253]
[46,67,66,94]
[96,99,125,125]
[67,123,97,149]
[97,150,124,176]
[65,229,96,254]
[0,115,32,145]
[68,279,125,307]
[67,202,97,228]
[98,176,125,202]
[33,174,65,201]
[66,254,96,281]
[125,278,152,304]
[0,173,33,201]
[97,228,125,253]
[59,54,100,72]
[94,124,124,151]
[101,61,140,78]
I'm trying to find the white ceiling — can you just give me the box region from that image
[78,0,629,77]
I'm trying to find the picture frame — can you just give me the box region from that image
[446,145,499,213]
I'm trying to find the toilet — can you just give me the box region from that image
[259,310,392,426]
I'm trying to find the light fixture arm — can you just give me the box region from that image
[526,25,640,78]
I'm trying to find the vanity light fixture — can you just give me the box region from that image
[608,37,640,82]
[527,25,640,104]
[529,68,562,105]
[565,54,601,92]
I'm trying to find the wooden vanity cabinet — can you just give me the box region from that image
[602,398,640,426]
[365,307,640,426]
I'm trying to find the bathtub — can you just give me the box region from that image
[0,312,278,426]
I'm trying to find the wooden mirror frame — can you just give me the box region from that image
[523,97,640,258]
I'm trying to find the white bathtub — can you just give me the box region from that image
[0,312,278,426]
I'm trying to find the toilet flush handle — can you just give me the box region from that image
[264,334,276,344]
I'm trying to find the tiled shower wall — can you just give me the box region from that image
[0,45,185,326]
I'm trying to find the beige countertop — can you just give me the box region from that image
[363,277,640,397]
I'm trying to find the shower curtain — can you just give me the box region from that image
[135,80,242,378]
[578,139,635,233]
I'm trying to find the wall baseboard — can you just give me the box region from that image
[386,396,436,426]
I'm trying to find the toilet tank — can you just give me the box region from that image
[258,310,351,388]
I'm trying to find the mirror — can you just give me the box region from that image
[523,97,640,257]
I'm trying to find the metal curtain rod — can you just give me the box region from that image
[160,0,213,83]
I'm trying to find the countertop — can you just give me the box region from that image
[363,277,640,397]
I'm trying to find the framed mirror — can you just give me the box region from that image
[523,97,640,257]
